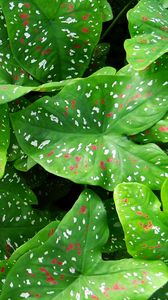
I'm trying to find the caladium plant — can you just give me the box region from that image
[1,189,168,300]
[0,0,168,298]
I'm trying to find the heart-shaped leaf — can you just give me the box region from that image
[0,165,51,259]
[131,113,168,143]
[114,181,168,263]
[11,75,168,190]
[1,189,168,300]
[0,104,10,178]
[2,0,104,82]
[124,0,168,70]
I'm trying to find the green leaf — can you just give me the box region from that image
[1,189,168,300]
[11,75,168,190]
[9,220,59,264]
[98,0,113,22]
[0,104,10,178]
[2,0,103,82]
[0,166,51,259]
[114,182,168,264]
[131,113,168,143]
[0,7,38,86]
[125,0,168,70]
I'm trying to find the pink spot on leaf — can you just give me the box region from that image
[47,150,54,157]
[48,228,55,237]
[112,283,127,290]
[142,16,149,21]
[19,13,30,19]
[100,161,106,170]
[91,145,97,151]
[24,3,31,8]
[66,243,74,252]
[106,112,113,118]
[79,206,87,214]
[41,48,52,55]
[82,27,89,33]
[159,126,168,132]
[0,267,5,273]
[71,100,76,109]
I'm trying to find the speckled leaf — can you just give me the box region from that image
[1,189,168,300]
[114,182,168,264]
[9,220,59,264]
[0,260,13,294]
[161,178,168,213]
[0,104,10,178]
[125,0,168,70]
[98,0,113,22]
[131,113,168,143]
[2,0,103,82]
[0,166,51,259]
[11,75,168,190]
[0,7,38,86]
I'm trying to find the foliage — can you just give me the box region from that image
[0,0,168,299]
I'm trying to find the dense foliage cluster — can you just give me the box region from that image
[0,0,168,299]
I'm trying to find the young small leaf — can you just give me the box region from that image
[114,182,168,263]
[125,0,168,70]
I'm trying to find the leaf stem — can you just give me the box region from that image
[100,0,137,41]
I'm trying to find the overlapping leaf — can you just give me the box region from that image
[0,67,116,104]
[0,104,10,178]
[11,75,168,190]
[0,166,51,259]
[125,0,168,70]
[2,0,104,82]
[1,189,168,300]
[114,181,168,264]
